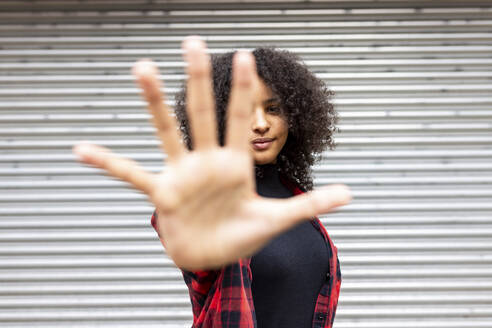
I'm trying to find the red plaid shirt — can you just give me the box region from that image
[151,175,341,328]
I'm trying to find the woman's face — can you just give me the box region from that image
[248,79,289,165]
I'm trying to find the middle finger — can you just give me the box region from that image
[182,36,218,150]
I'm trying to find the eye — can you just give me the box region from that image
[266,105,281,113]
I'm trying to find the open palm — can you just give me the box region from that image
[73,36,351,271]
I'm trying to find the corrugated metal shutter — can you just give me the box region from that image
[1,0,491,327]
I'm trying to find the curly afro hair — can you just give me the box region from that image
[174,47,338,192]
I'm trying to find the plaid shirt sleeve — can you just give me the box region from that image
[182,259,256,328]
[151,209,256,327]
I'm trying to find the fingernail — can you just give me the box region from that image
[133,59,157,77]
[315,184,352,206]
[73,142,92,161]
[235,50,253,65]
[182,35,205,53]
[334,185,352,204]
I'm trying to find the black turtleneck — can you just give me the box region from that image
[251,163,330,328]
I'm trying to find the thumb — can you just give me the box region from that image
[268,184,352,233]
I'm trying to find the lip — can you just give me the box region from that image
[252,137,274,143]
[252,138,275,150]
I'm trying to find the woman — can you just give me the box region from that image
[73,36,351,328]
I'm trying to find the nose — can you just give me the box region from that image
[252,107,269,134]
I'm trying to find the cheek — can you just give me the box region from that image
[276,120,289,148]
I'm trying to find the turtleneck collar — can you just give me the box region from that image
[255,162,292,199]
[255,162,278,178]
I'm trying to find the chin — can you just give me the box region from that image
[253,153,277,165]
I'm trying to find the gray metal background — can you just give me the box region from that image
[1,0,491,327]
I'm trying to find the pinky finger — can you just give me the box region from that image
[73,142,155,195]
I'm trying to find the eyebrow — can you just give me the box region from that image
[252,97,281,107]
[262,97,280,105]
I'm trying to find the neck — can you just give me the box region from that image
[254,162,292,198]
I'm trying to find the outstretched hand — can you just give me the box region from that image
[72,36,352,271]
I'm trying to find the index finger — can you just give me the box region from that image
[133,59,186,164]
